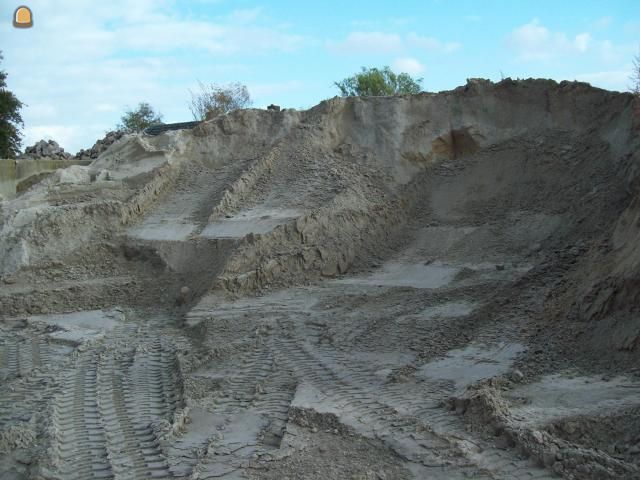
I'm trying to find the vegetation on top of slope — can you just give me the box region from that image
[334,66,423,97]
[188,81,252,121]
[116,102,164,133]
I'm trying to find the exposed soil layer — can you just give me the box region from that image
[1,79,639,479]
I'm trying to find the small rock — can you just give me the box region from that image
[531,430,545,444]
[511,369,524,382]
[178,286,191,305]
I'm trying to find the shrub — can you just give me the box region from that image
[334,66,423,97]
[188,81,252,121]
[116,102,163,133]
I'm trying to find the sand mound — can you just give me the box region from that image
[1,78,639,479]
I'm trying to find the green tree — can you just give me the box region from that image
[188,81,252,121]
[334,66,423,97]
[116,102,163,133]
[0,52,24,158]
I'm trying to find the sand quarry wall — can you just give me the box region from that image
[308,79,633,181]
[200,79,638,295]
[168,78,635,186]
[0,80,638,315]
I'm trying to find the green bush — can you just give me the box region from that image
[334,66,423,97]
[116,102,163,133]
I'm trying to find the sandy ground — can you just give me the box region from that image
[1,79,640,479]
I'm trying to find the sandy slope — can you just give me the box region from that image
[1,78,639,479]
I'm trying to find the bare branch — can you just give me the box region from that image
[189,82,252,121]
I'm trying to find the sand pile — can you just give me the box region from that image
[1,78,639,479]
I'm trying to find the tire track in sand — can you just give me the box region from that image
[46,337,183,479]
[189,334,297,479]
[270,317,556,479]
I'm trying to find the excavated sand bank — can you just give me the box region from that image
[1,78,639,479]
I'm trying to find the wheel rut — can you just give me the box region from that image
[49,351,113,480]
[268,326,469,471]
[44,334,184,480]
[189,336,298,479]
[0,336,50,378]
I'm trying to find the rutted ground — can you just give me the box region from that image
[1,79,640,479]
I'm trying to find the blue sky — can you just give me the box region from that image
[1,0,638,153]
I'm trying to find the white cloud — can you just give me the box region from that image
[506,19,591,61]
[392,57,425,76]
[22,125,80,151]
[407,33,461,53]
[506,19,553,60]
[575,68,633,92]
[574,33,591,53]
[327,32,403,54]
[25,104,57,119]
[328,31,460,55]
[594,16,613,30]
[227,8,263,24]
[595,39,632,64]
